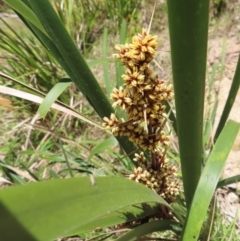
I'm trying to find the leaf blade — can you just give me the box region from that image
[115,220,182,241]
[167,0,210,208]
[0,177,170,241]
[182,120,240,241]
[3,0,47,35]
[37,78,72,118]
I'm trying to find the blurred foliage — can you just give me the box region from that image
[0,0,141,102]
[212,0,226,16]
[0,0,141,181]
[53,0,140,53]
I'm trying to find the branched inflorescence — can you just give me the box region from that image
[103,29,179,203]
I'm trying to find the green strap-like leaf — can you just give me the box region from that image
[77,203,162,235]
[0,177,170,241]
[115,220,182,241]
[88,137,118,161]
[214,54,240,141]
[167,0,210,209]
[182,120,240,241]
[115,20,127,88]
[102,28,112,97]
[37,78,72,118]
[217,174,240,189]
[3,0,47,35]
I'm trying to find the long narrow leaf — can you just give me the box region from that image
[182,120,240,241]
[0,177,170,241]
[214,54,240,141]
[167,0,210,208]
[102,28,112,97]
[217,174,240,189]
[88,137,118,161]
[115,20,127,87]
[37,78,72,118]
[115,220,182,241]
[3,0,47,35]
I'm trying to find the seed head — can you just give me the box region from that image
[103,28,179,204]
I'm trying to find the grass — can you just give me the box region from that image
[0,0,239,240]
[211,196,239,241]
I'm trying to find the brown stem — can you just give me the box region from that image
[148,124,157,170]
[151,151,157,170]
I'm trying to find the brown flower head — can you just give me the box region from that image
[103,28,179,204]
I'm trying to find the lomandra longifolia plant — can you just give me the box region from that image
[2,1,240,240]
[103,29,179,204]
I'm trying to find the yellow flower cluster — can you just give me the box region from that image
[103,29,179,203]
[103,29,173,152]
[129,152,179,203]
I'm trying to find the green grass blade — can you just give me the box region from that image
[171,202,187,225]
[165,101,177,134]
[3,0,47,35]
[58,142,74,177]
[203,62,219,147]
[120,19,127,44]
[219,38,227,79]
[214,54,240,141]
[38,77,71,118]
[87,58,112,68]
[220,216,239,241]
[182,120,240,241]
[0,177,170,241]
[102,28,112,97]
[167,0,210,208]
[115,220,182,241]
[49,169,60,179]
[209,62,219,91]
[88,136,118,161]
[16,20,75,86]
[0,17,31,57]
[0,162,27,185]
[203,100,218,144]
[217,174,240,189]
[115,20,127,87]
